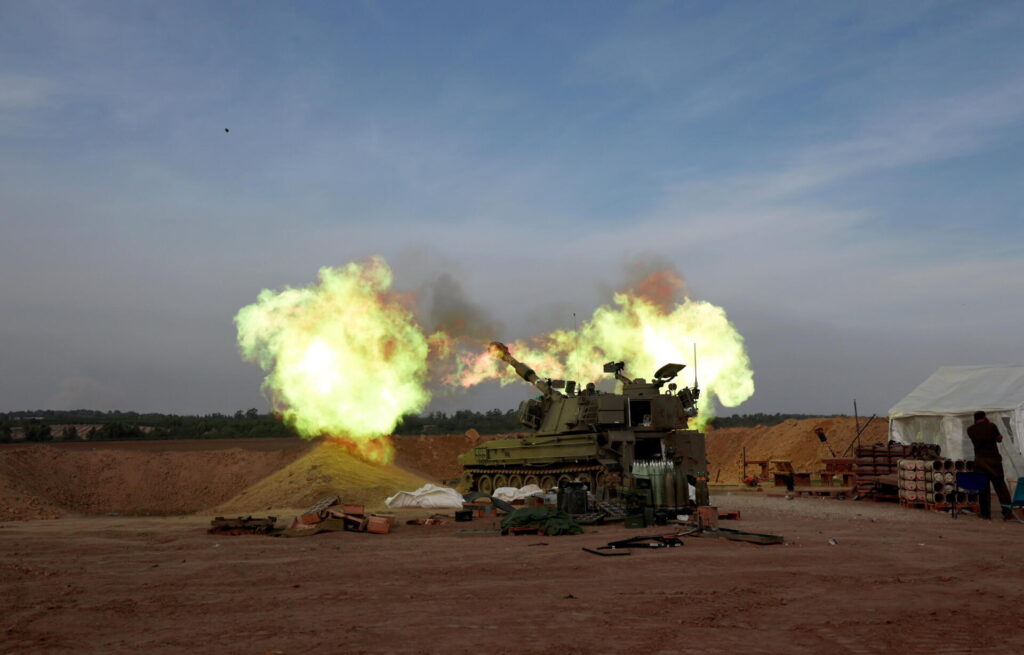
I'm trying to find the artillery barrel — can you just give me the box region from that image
[490,342,553,397]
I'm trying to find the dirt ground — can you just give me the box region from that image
[2,493,1023,654]
[3,433,1024,653]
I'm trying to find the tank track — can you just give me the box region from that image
[463,464,618,496]
[463,464,603,476]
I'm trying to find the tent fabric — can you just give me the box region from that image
[889,366,1024,417]
[385,484,465,509]
[888,366,1024,481]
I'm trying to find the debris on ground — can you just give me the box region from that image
[406,518,447,526]
[500,507,583,536]
[687,526,784,545]
[207,516,277,535]
[461,492,515,514]
[601,535,684,549]
[274,496,395,537]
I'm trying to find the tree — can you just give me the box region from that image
[62,425,78,441]
[24,421,52,442]
[245,408,259,419]
[94,422,142,441]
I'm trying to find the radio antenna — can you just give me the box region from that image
[572,312,579,385]
[693,343,698,389]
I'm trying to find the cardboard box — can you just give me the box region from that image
[300,512,323,525]
[366,516,390,534]
[697,505,718,530]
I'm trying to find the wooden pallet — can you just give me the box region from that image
[899,500,981,513]
[793,486,854,497]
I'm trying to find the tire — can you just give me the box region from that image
[477,474,494,495]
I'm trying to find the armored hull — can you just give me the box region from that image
[459,343,709,506]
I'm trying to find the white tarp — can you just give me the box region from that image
[384,483,465,509]
[888,366,1024,480]
[492,484,544,502]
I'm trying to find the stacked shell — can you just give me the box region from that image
[631,460,686,508]
[898,458,978,504]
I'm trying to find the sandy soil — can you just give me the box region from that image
[0,440,313,521]
[707,417,891,483]
[4,429,1023,653]
[3,493,1023,654]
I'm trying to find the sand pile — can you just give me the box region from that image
[213,441,431,514]
[0,442,307,520]
[392,433,480,482]
[706,416,890,483]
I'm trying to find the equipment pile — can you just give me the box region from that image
[897,458,981,512]
[287,495,394,535]
[854,442,941,500]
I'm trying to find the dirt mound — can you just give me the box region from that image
[213,441,431,514]
[0,467,64,521]
[2,421,897,522]
[0,435,484,522]
[392,433,479,482]
[0,441,309,520]
[706,416,890,483]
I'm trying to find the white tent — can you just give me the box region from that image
[889,366,1024,481]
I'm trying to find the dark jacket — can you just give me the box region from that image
[967,419,1002,463]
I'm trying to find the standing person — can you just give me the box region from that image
[966,411,1013,520]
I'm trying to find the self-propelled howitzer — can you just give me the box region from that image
[458,342,709,506]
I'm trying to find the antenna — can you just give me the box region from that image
[693,343,698,389]
[572,312,579,390]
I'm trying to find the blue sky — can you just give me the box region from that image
[2,1,1022,416]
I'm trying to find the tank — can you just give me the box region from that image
[459,342,709,507]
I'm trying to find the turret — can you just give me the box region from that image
[488,341,558,398]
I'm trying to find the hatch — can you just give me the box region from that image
[653,363,685,381]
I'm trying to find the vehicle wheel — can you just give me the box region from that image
[523,474,540,488]
[556,474,573,489]
[493,473,509,490]
[477,474,494,495]
[508,474,523,489]
[539,475,556,491]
